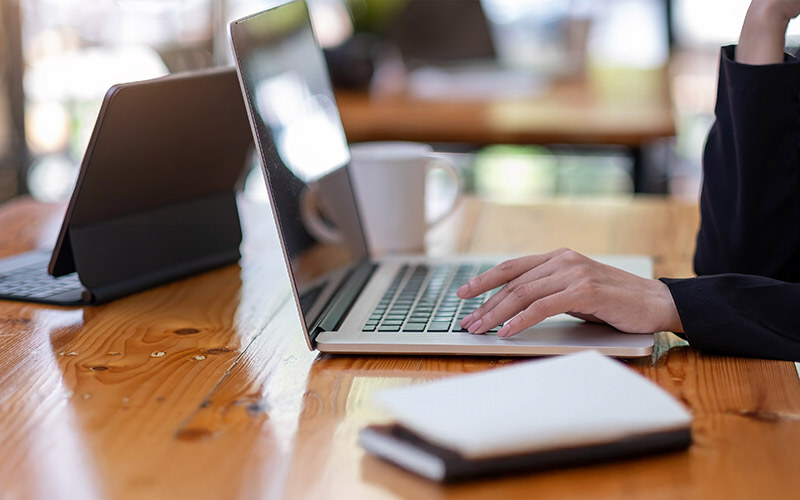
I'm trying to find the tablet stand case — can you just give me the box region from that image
[49,67,252,304]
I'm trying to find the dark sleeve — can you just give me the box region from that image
[695,45,800,279]
[662,276,800,361]
[662,46,800,362]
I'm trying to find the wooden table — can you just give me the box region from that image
[336,72,675,193]
[2,195,800,500]
[336,81,675,147]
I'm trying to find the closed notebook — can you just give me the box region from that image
[359,351,692,482]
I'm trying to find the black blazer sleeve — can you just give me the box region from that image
[663,46,800,361]
[695,45,800,279]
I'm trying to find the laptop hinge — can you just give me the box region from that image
[309,261,376,345]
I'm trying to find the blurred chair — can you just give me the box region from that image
[383,0,496,67]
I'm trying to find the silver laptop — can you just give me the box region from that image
[228,0,654,357]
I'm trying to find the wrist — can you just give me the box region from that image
[652,279,684,334]
[738,1,791,64]
[747,0,794,23]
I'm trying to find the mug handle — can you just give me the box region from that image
[425,154,463,228]
[299,183,344,244]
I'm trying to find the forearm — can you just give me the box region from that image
[737,1,793,64]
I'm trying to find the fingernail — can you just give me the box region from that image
[460,312,475,327]
[467,319,483,334]
[497,325,511,337]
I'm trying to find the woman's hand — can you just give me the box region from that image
[457,248,683,338]
[738,0,800,64]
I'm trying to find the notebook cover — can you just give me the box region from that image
[360,351,693,481]
[359,422,692,482]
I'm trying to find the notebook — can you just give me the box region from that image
[228,0,655,357]
[359,351,692,481]
[0,68,252,305]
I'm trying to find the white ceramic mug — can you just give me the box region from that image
[301,142,462,254]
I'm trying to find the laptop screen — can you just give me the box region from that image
[230,1,369,330]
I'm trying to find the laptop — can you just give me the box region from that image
[0,67,252,305]
[229,1,655,357]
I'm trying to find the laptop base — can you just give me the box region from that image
[317,321,654,358]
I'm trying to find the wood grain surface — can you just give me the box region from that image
[1,195,799,500]
[336,74,675,147]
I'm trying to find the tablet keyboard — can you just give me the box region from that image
[0,251,85,304]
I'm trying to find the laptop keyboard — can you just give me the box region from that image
[0,261,84,301]
[363,263,499,333]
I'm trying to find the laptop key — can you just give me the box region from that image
[428,321,452,332]
[404,323,426,332]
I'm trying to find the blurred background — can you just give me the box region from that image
[2,0,800,206]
